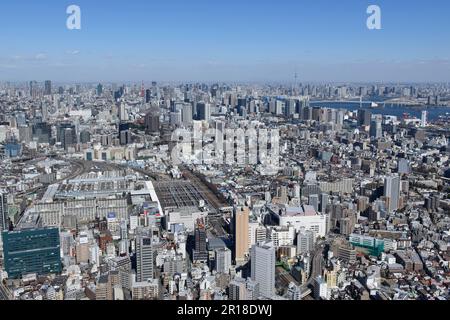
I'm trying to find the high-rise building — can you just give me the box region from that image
[196,102,211,122]
[29,81,38,97]
[145,89,151,103]
[136,230,154,282]
[192,225,208,263]
[44,80,52,96]
[80,130,91,144]
[57,123,77,149]
[421,111,428,127]
[32,122,52,144]
[119,123,131,145]
[320,193,330,214]
[358,109,371,127]
[96,83,103,96]
[309,194,319,212]
[215,247,231,274]
[0,192,8,232]
[63,128,75,150]
[234,206,249,265]
[182,104,193,126]
[119,104,128,121]
[370,115,383,139]
[145,109,160,134]
[2,222,61,278]
[384,175,400,213]
[250,242,275,299]
[297,229,315,255]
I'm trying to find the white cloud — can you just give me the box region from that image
[35,53,47,60]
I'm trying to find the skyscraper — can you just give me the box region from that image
[320,193,330,214]
[309,194,319,212]
[358,109,371,127]
[145,109,160,134]
[234,206,249,265]
[384,175,400,213]
[57,123,77,149]
[136,230,154,282]
[0,192,8,232]
[44,80,52,96]
[145,89,151,103]
[192,224,208,263]
[181,103,193,126]
[250,242,275,298]
[421,110,428,127]
[96,83,103,96]
[119,123,131,145]
[119,104,128,121]
[370,115,383,139]
[196,102,211,122]
[29,80,38,97]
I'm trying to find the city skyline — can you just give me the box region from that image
[1,0,450,306]
[1,0,450,82]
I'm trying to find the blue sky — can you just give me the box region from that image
[0,0,449,82]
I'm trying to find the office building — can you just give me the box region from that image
[44,80,52,96]
[234,206,249,265]
[215,247,232,274]
[421,111,427,127]
[250,242,275,298]
[358,109,371,127]
[320,193,330,214]
[182,103,193,125]
[145,109,160,134]
[297,229,315,255]
[2,223,61,278]
[309,194,319,212]
[96,83,103,96]
[370,115,383,139]
[384,175,400,213]
[196,102,211,122]
[192,225,208,263]
[136,231,154,282]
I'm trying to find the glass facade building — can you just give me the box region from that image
[349,233,385,257]
[2,227,61,278]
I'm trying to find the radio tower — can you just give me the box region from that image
[293,72,298,95]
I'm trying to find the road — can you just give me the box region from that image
[302,242,325,290]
